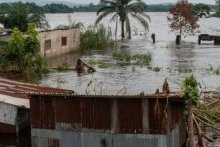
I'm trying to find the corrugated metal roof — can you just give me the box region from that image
[0,94,29,108]
[26,92,183,100]
[0,78,74,108]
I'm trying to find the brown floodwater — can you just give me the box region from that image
[1,12,220,146]
[38,12,220,94]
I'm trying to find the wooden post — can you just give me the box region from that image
[198,35,201,45]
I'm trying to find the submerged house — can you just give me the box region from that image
[29,93,186,147]
[0,27,80,58]
[39,28,80,58]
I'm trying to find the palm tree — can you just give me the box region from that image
[95,0,150,39]
[216,0,220,10]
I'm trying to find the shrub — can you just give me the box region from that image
[0,23,48,75]
[113,52,152,65]
[57,63,70,72]
[80,24,113,51]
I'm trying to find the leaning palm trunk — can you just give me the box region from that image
[187,105,196,147]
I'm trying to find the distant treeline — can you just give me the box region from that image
[0,2,218,13]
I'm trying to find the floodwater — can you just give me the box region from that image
[41,12,220,94]
[1,12,220,146]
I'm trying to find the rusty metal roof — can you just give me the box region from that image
[0,78,74,108]
[0,78,183,104]
[26,92,183,100]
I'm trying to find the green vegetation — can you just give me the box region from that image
[181,75,200,147]
[113,52,151,65]
[204,64,220,75]
[0,24,48,75]
[176,65,193,73]
[57,63,71,72]
[210,10,220,17]
[147,66,162,72]
[214,68,220,75]
[182,75,199,111]
[80,25,113,51]
[43,4,73,13]
[0,2,49,32]
[98,62,111,68]
[152,67,161,72]
[193,3,210,16]
[0,2,218,14]
[216,0,220,10]
[88,60,111,69]
[95,0,150,39]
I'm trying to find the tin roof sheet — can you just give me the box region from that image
[0,78,74,108]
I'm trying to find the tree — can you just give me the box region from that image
[95,0,150,39]
[0,23,47,74]
[182,75,199,147]
[193,3,211,16]
[167,0,199,44]
[216,0,220,10]
[0,2,49,32]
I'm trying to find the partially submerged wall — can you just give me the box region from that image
[39,28,80,58]
[0,28,81,58]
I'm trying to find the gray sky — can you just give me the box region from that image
[50,0,215,5]
[0,0,216,5]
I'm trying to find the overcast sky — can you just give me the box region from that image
[77,0,215,4]
[0,0,216,5]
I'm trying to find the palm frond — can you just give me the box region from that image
[95,11,115,25]
[100,0,117,6]
[138,12,151,22]
[97,6,115,15]
[110,13,118,22]
[130,12,149,31]
[127,2,145,13]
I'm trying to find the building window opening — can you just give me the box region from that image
[44,39,51,50]
[61,37,67,46]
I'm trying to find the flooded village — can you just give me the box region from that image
[0,0,220,147]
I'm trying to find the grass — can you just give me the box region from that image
[147,66,161,72]
[87,60,111,69]
[57,63,71,72]
[214,68,220,75]
[176,65,193,73]
[152,67,161,72]
[113,52,152,65]
[98,62,111,68]
[80,24,114,51]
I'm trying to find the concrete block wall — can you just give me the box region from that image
[39,28,80,58]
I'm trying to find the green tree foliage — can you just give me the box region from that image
[0,24,48,75]
[80,25,113,50]
[43,4,73,13]
[72,3,98,12]
[0,2,49,32]
[193,3,210,16]
[216,0,220,10]
[95,0,150,39]
[0,2,218,13]
[182,75,199,111]
[181,75,199,147]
